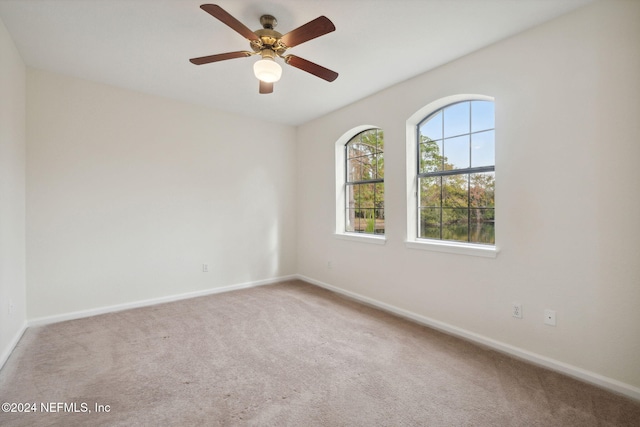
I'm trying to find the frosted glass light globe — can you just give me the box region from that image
[253,57,282,83]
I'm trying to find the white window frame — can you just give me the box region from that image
[335,125,386,245]
[406,94,498,258]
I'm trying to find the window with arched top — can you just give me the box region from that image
[406,95,496,256]
[417,99,495,244]
[345,129,385,235]
[335,126,385,243]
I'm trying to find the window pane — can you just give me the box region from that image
[419,208,440,239]
[442,208,469,242]
[419,138,443,173]
[471,101,495,133]
[420,112,443,140]
[359,131,379,154]
[354,208,375,233]
[374,182,384,208]
[419,176,441,207]
[353,214,363,233]
[347,140,375,159]
[346,184,357,209]
[347,156,357,181]
[359,183,375,209]
[471,130,494,168]
[444,102,470,138]
[375,130,384,152]
[373,153,384,179]
[470,172,495,208]
[443,135,470,170]
[470,208,495,244]
[348,155,374,182]
[347,141,364,159]
[346,142,357,159]
[374,209,385,234]
[442,175,468,208]
[345,209,356,232]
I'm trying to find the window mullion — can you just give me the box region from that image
[418,165,494,179]
[440,108,445,241]
[467,102,472,242]
[346,178,384,185]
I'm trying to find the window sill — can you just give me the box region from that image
[335,233,387,245]
[405,239,498,258]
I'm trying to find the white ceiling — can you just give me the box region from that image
[0,0,593,126]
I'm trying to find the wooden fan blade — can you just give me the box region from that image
[200,4,260,41]
[259,80,274,94]
[280,16,335,48]
[190,51,252,65]
[284,55,338,82]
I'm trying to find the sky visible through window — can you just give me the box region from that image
[419,101,495,171]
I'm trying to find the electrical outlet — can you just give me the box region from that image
[544,309,556,326]
[512,303,522,319]
[327,261,332,270]
[202,264,209,272]
[8,299,14,316]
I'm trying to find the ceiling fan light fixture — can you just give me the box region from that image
[190,5,338,93]
[253,57,282,83]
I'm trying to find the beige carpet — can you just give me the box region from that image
[1,280,639,426]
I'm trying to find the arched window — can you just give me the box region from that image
[416,99,495,246]
[335,126,385,243]
[345,129,384,235]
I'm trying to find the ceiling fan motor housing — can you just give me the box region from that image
[252,16,287,55]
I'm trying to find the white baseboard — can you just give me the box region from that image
[297,274,640,402]
[0,321,28,371]
[28,274,296,328]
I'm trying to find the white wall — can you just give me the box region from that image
[4,0,639,399]
[27,69,297,319]
[0,17,27,365]
[296,0,640,392]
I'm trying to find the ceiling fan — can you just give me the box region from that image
[189,4,338,94]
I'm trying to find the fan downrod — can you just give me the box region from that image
[260,15,277,30]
